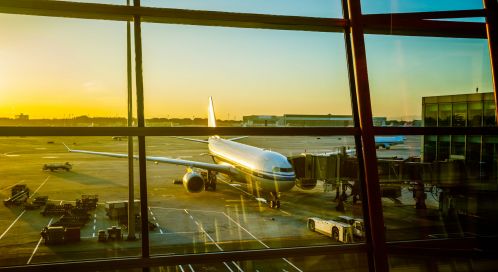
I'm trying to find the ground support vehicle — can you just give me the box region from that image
[107,226,123,241]
[40,226,81,245]
[50,214,90,228]
[307,217,354,243]
[43,162,72,171]
[3,185,29,207]
[76,195,98,210]
[336,215,365,241]
[41,203,73,216]
[24,196,49,210]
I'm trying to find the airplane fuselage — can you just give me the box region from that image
[207,136,296,194]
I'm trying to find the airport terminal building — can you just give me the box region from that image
[0,1,497,272]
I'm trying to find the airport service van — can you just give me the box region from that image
[307,217,353,243]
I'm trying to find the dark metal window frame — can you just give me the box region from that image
[0,0,497,271]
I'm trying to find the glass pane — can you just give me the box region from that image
[53,0,125,4]
[0,137,141,267]
[0,14,130,126]
[365,35,493,127]
[142,25,351,126]
[378,134,498,242]
[468,102,483,127]
[146,136,364,257]
[142,0,343,18]
[389,255,498,272]
[148,252,369,271]
[361,0,483,14]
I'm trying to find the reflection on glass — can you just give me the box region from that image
[483,101,496,126]
[380,134,498,242]
[439,104,452,127]
[144,136,363,258]
[389,255,498,272]
[468,102,483,126]
[0,137,140,266]
[424,104,438,127]
[148,253,369,272]
[452,103,467,127]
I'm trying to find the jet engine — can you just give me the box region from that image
[183,171,205,193]
[295,178,317,190]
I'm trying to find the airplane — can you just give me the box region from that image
[64,97,296,209]
[374,136,406,149]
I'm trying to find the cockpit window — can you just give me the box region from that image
[272,167,294,173]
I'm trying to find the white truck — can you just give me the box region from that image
[336,215,365,241]
[307,217,354,243]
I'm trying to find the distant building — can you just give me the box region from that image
[242,115,279,126]
[15,113,29,120]
[243,114,387,127]
[422,92,496,166]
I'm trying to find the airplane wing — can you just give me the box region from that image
[63,144,235,175]
[227,136,248,141]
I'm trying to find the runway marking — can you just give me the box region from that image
[30,176,50,198]
[178,265,185,272]
[188,264,195,271]
[184,209,242,272]
[219,179,252,197]
[280,210,291,216]
[27,218,54,264]
[223,212,302,272]
[0,210,26,240]
[150,206,221,214]
[0,180,25,192]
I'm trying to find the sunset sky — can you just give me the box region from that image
[0,0,491,120]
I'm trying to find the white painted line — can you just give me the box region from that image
[92,233,95,238]
[185,209,241,272]
[151,206,221,213]
[94,214,97,218]
[223,212,302,272]
[0,210,26,240]
[178,265,185,272]
[153,216,157,221]
[0,180,25,192]
[93,226,96,230]
[159,229,163,234]
[27,218,53,264]
[30,176,50,198]
[280,210,291,216]
[219,179,252,197]
[188,264,195,272]
[93,219,97,224]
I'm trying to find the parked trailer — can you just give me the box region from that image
[43,162,72,171]
[41,203,73,216]
[76,195,98,210]
[40,226,81,245]
[3,185,29,207]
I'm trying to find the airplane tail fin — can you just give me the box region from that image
[208,96,216,128]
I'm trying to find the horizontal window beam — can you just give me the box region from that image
[362,16,486,38]
[364,9,486,20]
[374,126,498,135]
[0,0,345,33]
[0,0,487,38]
[0,244,366,272]
[0,126,358,136]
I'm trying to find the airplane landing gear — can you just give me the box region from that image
[268,192,281,209]
[204,170,217,191]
